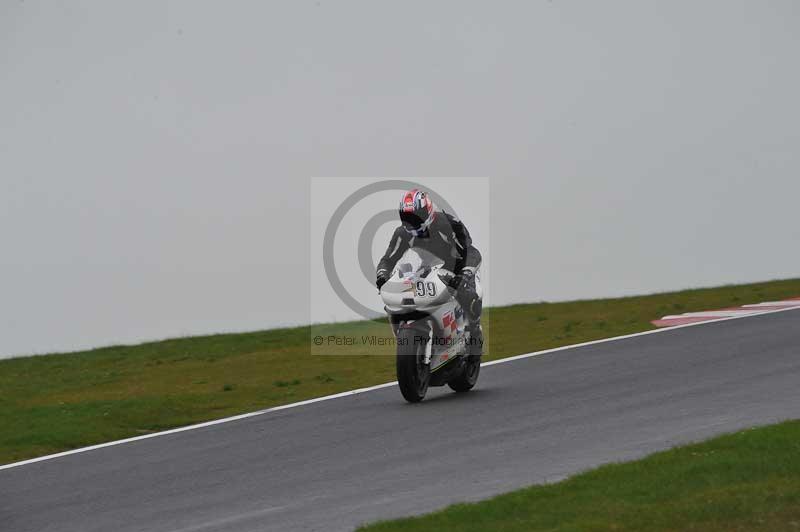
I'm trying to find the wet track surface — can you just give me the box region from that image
[2,310,799,531]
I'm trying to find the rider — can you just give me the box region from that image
[376,188,483,355]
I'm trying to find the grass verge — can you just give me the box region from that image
[357,420,800,532]
[1,278,799,465]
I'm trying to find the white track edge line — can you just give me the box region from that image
[2,304,799,472]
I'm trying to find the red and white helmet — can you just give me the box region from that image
[399,188,436,236]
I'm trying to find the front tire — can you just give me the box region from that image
[396,327,430,403]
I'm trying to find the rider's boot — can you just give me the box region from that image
[467,318,484,359]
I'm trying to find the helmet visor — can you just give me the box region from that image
[400,211,425,233]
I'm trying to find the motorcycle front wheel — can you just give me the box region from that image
[396,326,430,403]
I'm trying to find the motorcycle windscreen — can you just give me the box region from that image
[393,247,445,279]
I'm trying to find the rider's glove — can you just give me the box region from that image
[437,270,456,286]
[451,269,475,290]
[376,270,390,291]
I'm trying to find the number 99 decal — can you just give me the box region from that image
[415,281,437,297]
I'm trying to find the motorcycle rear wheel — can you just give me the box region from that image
[396,327,430,403]
[447,354,480,393]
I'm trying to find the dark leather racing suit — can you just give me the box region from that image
[377,211,483,354]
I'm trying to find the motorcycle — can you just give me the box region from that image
[380,247,482,402]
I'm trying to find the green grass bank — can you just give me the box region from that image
[1,278,799,465]
[358,420,800,532]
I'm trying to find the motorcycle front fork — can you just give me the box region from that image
[423,327,433,365]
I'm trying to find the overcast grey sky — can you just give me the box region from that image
[2,1,799,358]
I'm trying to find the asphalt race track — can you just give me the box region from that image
[2,310,799,532]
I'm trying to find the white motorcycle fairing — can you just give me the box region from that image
[380,247,481,402]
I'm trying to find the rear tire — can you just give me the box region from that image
[448,355,480,393]
[396,327,430,403]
